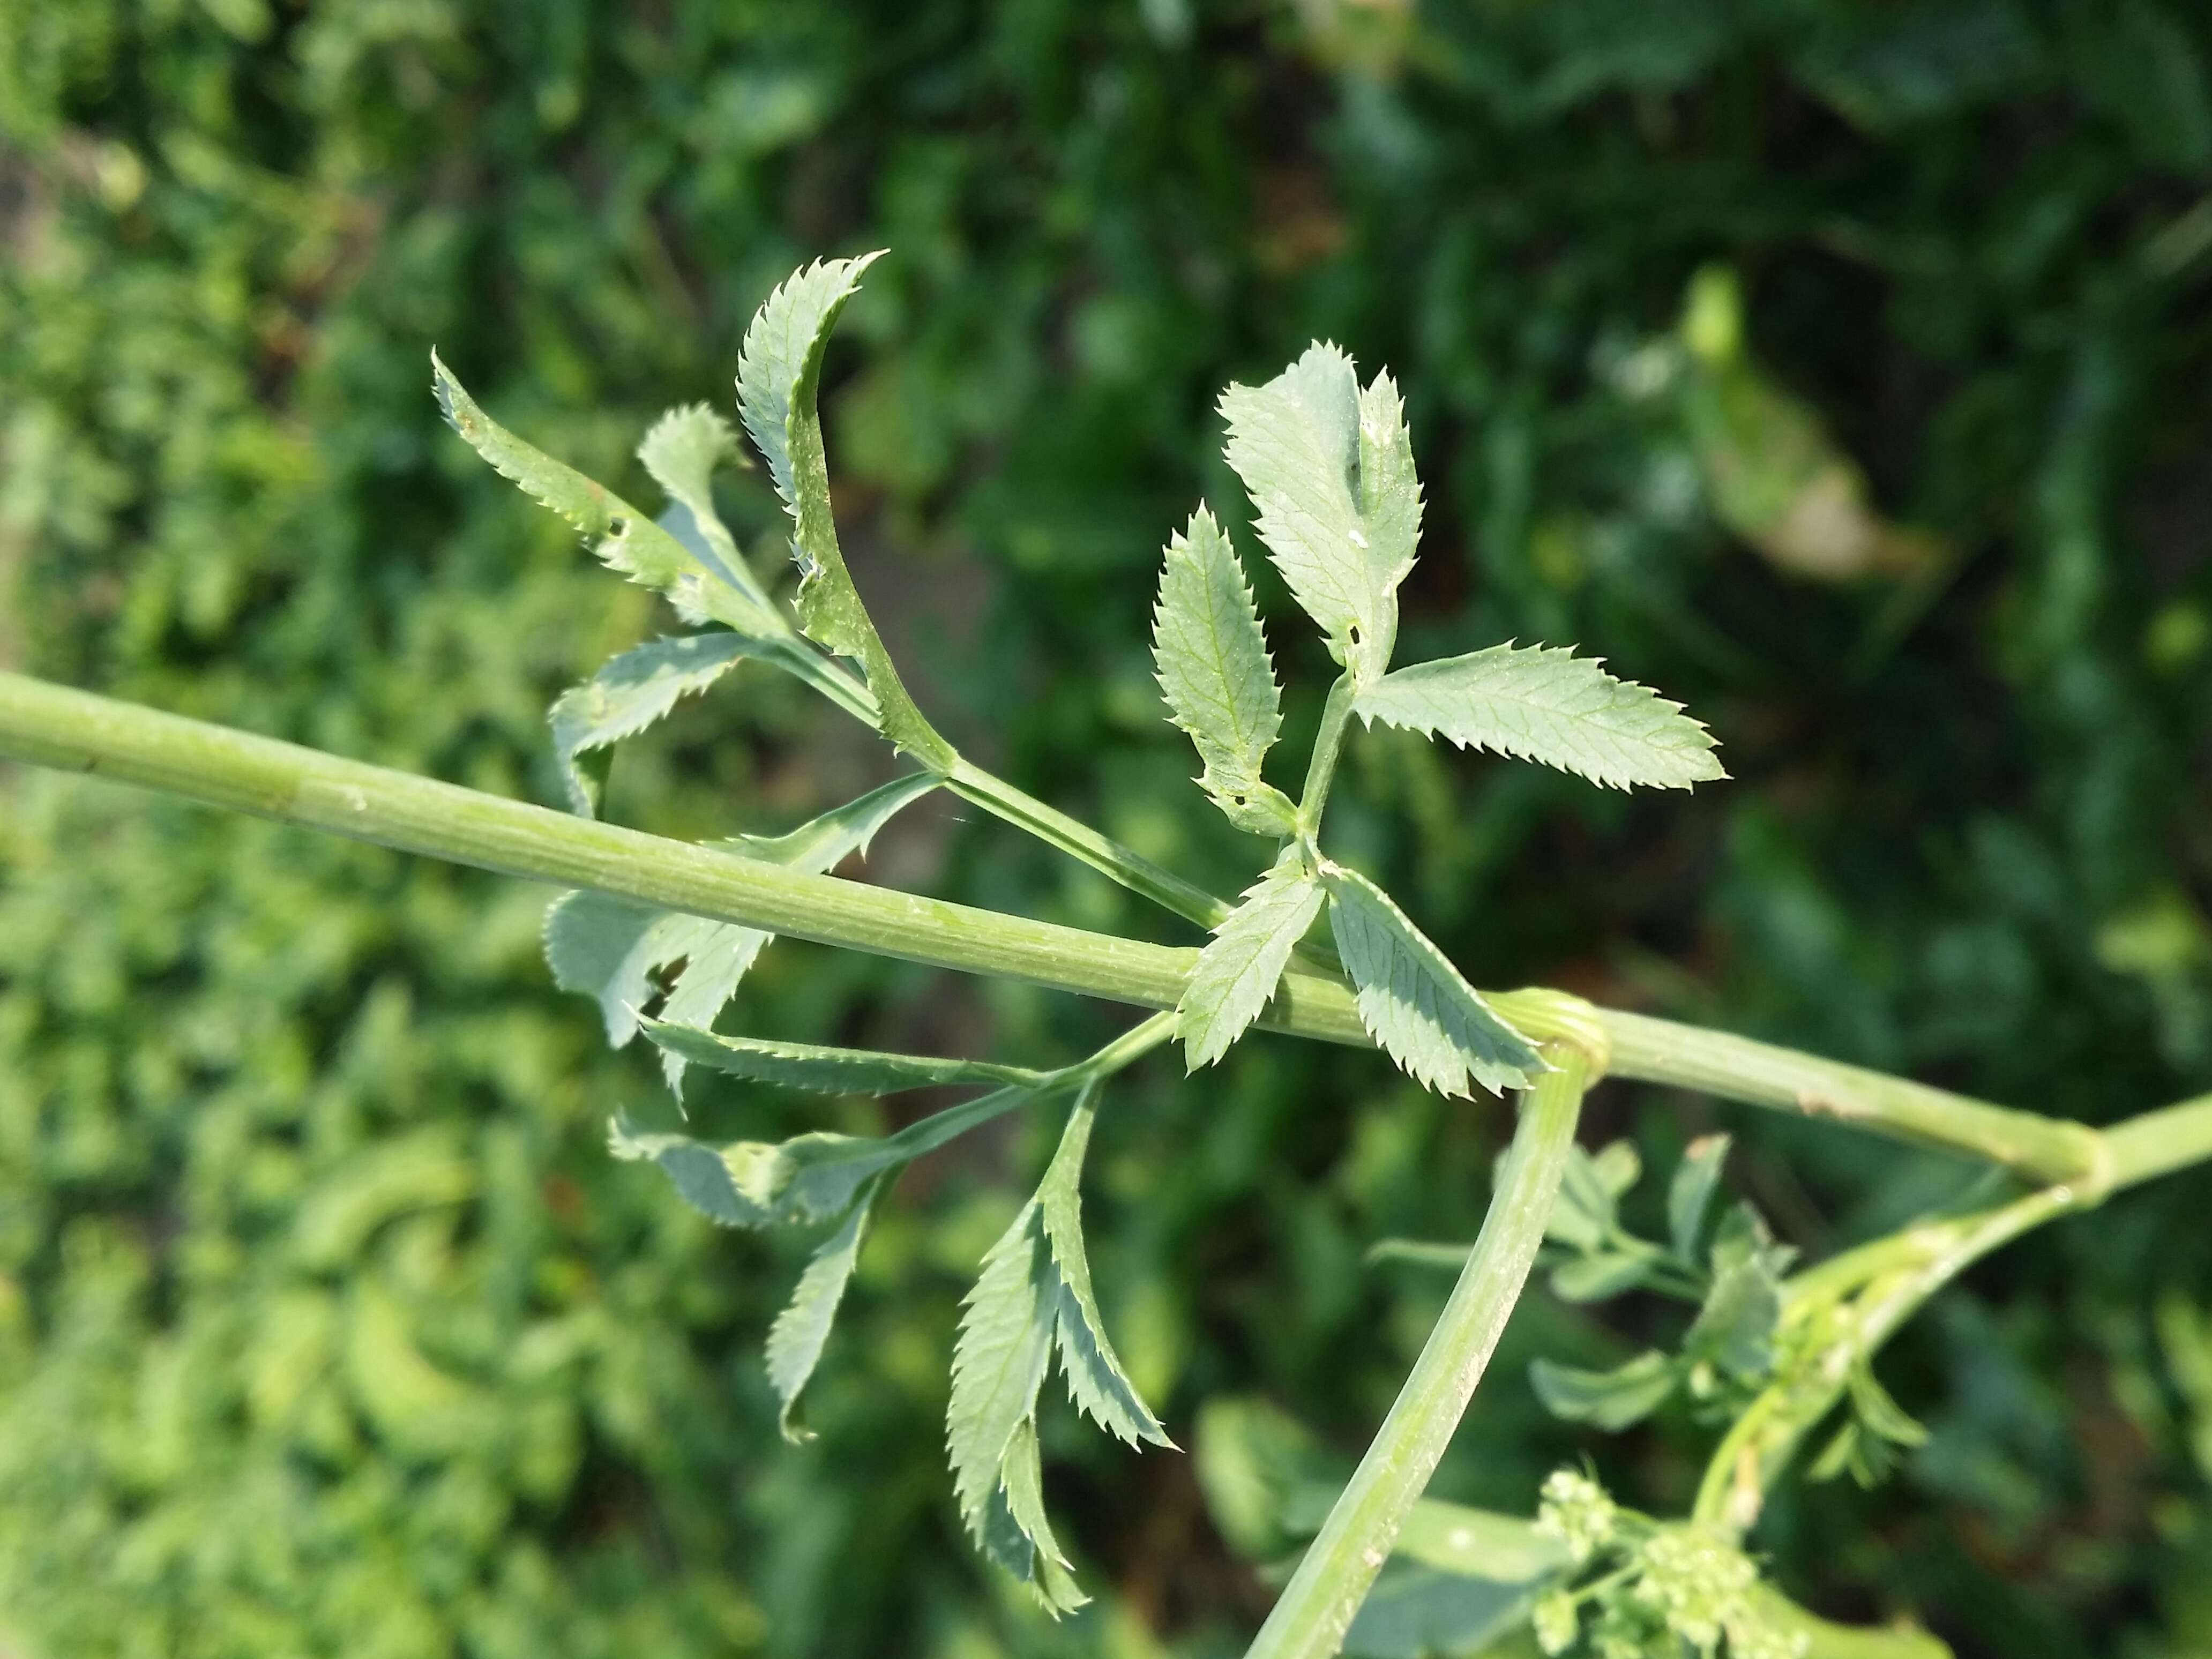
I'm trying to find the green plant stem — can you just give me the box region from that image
[0,671,2127,1184]
[945,757,1230,930]
[1057,1009,1179,1083]
[1691,1093,2212,1546]
[1296,674,1357,835]
[1244,1045,1589,1659]
[1596,1008,2109,1190]
[1694,1181,2076,1534]
[790,642,1229,929]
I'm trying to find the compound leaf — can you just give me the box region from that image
[1355,641,1724,791]
[1178,855,1325,1069]
[947,1202,1057,1540]
[431,350,759,634]
[1152,505,1295,834]
[638,1022,1046,1095]
[1220,343,1410,685]
[1322,864,1543,1096]
[548,632,763,816]
[735,254,952,767]
[764,1177,880,1443]
[636,402,777,618]
[1036,1094,1171,1448]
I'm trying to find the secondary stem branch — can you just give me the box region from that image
[1244,1046,1589,1659]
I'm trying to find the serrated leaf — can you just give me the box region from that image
[544,773,936,1092]
[548,632,761,816]
[1036,1092,1171,1448]
[431,350,760,633]
[1151,505,1296,834]
[947,1201,1057,1538]
[607,1083,1033,1229]
[1529,1350,1679,1429]
[545,893,769,1050]
[1354,641,1725,791]
[997,1418,1090,1616]
[1177,854,1325,1069]
[1321,863,1543,1096]
[1354,370,1423,595]
[1220,343,1415,685]
[764,1177,880,1442]
[1668,1134,1731,1261]
[735,254,952,767]
[636,402,778,617]
[638,1022,1046,1095]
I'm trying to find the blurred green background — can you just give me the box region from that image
[4,2,2212,1654]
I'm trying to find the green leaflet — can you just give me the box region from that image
[735,254,954,768]
[764,1177,880,1443]
[948,1200,1059,1541]
[1176,853,1324,1069]
[996,1418,1089,1615]
[1219,343,1417,686]
[430,350,760,636]
[1354,641,1725,791]
[1528,1350,1680,1430]
[1036,1092,1171,1447]
[948,1094,1167,1612]
[547,632,763,817]
[1150,505,1296,835]
[1683,1205,1793,1381]
[635,403,778,617]
[1320,863,1543,1097]
[543,773,936,1092]
[607,1082,1034,1230]
[1667,1134,1732,1260]
[638,1021,1048,1094]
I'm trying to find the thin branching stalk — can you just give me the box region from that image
[1244,1044,1591,1659]
[1691,1096,2212,1536]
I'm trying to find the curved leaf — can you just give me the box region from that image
[1355,641,1724,791]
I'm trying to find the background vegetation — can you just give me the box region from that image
[3,2,2211,1654]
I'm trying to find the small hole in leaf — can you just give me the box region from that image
[1348,625,1362,645]
[1232,795,1247,807]
[608,515,630,537]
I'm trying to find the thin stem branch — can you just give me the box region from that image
[0,671,2129,1185]
[946,757,1230,930]
[1693,1093,2212,1540]
[1296,674,1357,836]
[1243,1045,1589,1659]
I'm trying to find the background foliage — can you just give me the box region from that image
[3,1,2211,1654]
